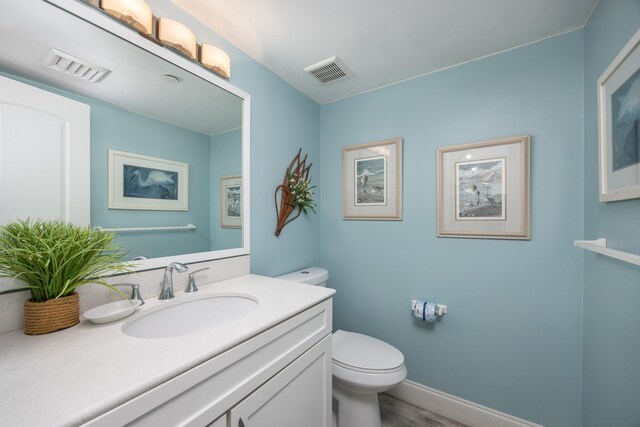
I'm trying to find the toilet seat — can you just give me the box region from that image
[332,330,404,371]
[332,359,406,375]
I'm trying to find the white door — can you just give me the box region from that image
[229,335,332,427]
[0,74,90,226]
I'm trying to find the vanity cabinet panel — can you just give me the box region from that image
[229,335,331,427]
[205,414,226,427]
[84,299,332,427]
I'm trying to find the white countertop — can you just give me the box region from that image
[0,274,334,427]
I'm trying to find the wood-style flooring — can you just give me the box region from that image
[379,393,469,427]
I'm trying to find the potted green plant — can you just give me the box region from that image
[0,219,131,335]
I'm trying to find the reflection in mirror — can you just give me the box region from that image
[0,1,245,263]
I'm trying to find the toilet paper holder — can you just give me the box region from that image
[411,299,447,316]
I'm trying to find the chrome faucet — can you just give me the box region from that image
[159,262,188,300]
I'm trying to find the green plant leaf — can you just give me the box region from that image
[0,219,132,302]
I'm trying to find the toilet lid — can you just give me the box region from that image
[332,330,404,371]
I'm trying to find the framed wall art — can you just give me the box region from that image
[437,135,530,240]
[342,138,403,220]
[598,28,640,202]
[108,149,189,211]
[220,175,242,228]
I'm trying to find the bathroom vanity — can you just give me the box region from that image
[0,276,334,426]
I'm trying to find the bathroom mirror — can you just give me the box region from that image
[0,0,250,271]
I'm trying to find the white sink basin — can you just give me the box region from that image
[123,294,258,339]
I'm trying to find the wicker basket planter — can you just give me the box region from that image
[24,292,80,335]
[0,220,132,336]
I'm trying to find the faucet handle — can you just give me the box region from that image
[186,268,210,293]
[113,283,144,305]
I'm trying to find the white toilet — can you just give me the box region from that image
[276,267,407,427]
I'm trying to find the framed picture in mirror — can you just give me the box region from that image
[221,175,242,228]
[108,150,189,211]
[598,28,640,202]
[437,135,530,240]
[342,138,403,220]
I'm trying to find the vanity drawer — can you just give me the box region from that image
[83,299,332,427]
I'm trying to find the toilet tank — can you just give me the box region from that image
[276,267,328,287]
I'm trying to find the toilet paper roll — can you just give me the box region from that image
[413,300,437,323]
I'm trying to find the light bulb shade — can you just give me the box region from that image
[100,0,153,35]
[199,44,231,79]
[157,18,197,60]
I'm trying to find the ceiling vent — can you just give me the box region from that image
[42,48,111,83]
[304,56,350,84]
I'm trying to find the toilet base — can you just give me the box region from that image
[332,380,382,427]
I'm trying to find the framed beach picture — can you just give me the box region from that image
[220,175,242,228]
[598,28,640,202]
[342,138,402,220]
[437,135,530,239]
[108,149,188,211]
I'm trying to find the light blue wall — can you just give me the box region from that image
[15,1,640,422]
[319,31,585,426]
[210,128,243,250]
[90,102,212,260]
[148,0,322,275]
[582,1,640,426]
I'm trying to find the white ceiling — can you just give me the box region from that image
[171,0,598,104]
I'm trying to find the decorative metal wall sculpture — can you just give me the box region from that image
[274,149,316,237]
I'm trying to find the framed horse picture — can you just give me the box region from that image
[437,135,530,240]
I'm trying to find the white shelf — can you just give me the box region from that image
[574,238,640,266]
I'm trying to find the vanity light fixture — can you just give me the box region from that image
[199,44,231,79]
[157,18,197,60]
[92,1,232,81]
[99,0,153,35]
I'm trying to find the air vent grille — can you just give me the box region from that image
[42,48,111,83]
[304,56,350,84]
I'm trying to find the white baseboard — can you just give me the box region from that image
[386,380,544,427]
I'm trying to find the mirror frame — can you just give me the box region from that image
[46,0,250,271]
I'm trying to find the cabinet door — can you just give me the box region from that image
[229,335,331,427]
[205,413,226,427]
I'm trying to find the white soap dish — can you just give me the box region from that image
[83,300,142,324]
